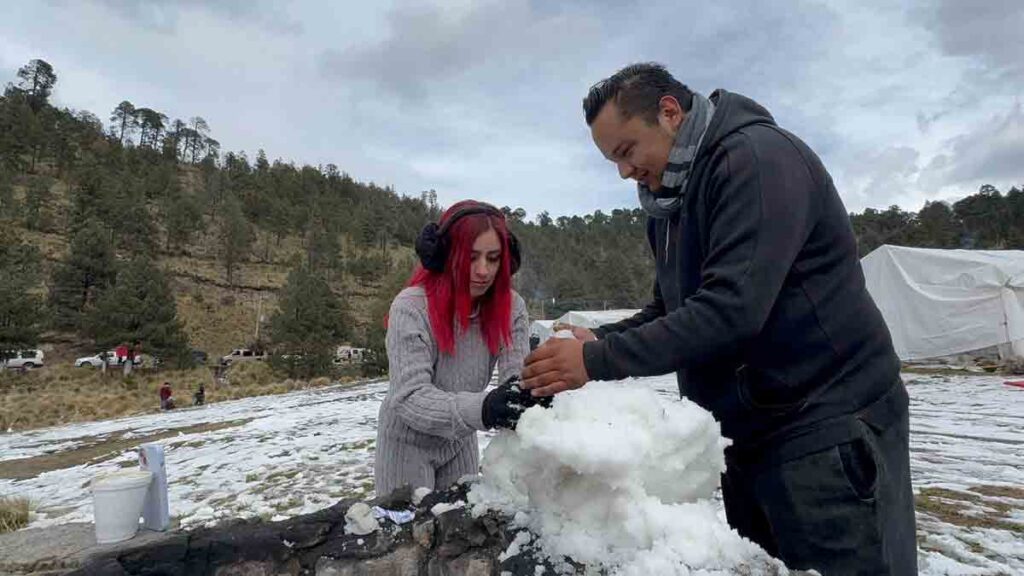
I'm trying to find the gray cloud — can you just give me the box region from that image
[865,146,920,191]
[920,102,1024,192]
[314,0,860,214]
[919,0,1024,81]
[4,1,1022,218]
[320,1,601,101]
[79,0,303,35]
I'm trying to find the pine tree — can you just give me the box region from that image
[0,227,44,359]
[306,218,341,279]
[23,176,53,231]
[83,258,190,366]
[914,201,961,248]
[108,175,157,256]
[163,190,203,253]
[269,265,350,377]
[219,196,252,285]
[110,101,138,146]
[0,169,19,219]
[0,91,35,173]
[13,59,56,113]
[48,218,117,330]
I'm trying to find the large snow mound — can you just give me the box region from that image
[468,380,787,575]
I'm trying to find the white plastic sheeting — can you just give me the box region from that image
[529,320,555,342]
[554,309,640,330]
[531,310,640,343]
[861,245,1024,360]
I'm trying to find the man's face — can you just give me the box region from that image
[590,97,685,191]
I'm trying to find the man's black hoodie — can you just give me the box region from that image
[582,90,902,451]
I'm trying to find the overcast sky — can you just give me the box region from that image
[2,0,1021,217]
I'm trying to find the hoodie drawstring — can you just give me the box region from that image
[665,219,671,264]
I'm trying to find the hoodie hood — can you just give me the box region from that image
[697,90,777,162]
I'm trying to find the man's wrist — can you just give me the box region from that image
[581,339,611,382]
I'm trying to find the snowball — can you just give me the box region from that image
[468,381,786,575]
[412,486,432,506]
[430,500,466,516]
[499,530,533,562]
[344,502,379,535]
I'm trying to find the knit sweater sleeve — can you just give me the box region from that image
[385,294,488,438]
[497,292,530,385]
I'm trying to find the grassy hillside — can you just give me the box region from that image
[7,168,414,360]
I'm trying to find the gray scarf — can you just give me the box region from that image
[638,92,716,219]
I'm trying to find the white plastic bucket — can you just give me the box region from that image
[91,470,153,544]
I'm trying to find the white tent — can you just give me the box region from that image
[861,245,1024,360]
[531,310,641,343]
[556,309,641,329]
[530,320,555,342]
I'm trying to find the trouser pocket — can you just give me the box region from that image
[837,427,881,502]
[754,427,888,575]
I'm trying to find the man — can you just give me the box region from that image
[522,63,916,574]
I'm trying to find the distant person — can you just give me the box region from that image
[123,344,135,377]
[99,350,109,376]
[159,382,173,410]
[193,383,205,406]
[521,63,916,573]
[375,201,538,496]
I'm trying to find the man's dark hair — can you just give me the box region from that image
[583,62,694,126]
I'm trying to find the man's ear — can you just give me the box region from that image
[658,95,686,132]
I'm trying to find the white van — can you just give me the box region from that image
[220,348,268,366]
[2,349,45,370]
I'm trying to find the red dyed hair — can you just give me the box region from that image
[408,201,514,356]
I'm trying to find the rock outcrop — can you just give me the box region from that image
[58,482,557,576]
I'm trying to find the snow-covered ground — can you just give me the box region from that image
[1,381,391,528]
[903,373,1024,574]
[1,373,1022,574]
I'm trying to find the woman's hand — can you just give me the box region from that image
[481,376,552,430]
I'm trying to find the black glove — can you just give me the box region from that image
[482,376,553,430]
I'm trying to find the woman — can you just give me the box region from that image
[375,200,532,495]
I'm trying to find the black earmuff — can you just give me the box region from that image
[415,203,521,275]
[414,222,447,273]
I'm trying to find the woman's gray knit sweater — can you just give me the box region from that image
[374,286,529,495]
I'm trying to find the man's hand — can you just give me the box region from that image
[552,323,597,342]
[521,338,590,397]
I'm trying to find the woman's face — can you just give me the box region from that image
[468,228,502,299]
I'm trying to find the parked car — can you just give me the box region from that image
[74,350,140,368]
[333,346,368,364]
[220,348,267,366]
[2,349,45,370]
